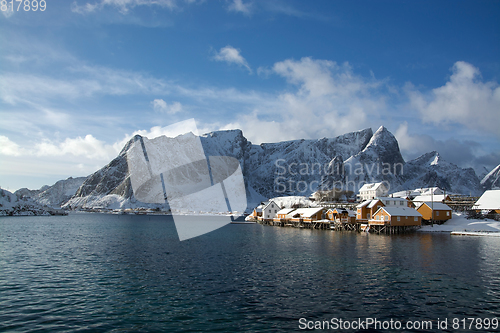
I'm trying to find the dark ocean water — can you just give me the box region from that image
[0,213,499,332]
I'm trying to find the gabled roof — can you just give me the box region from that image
[359,182,387,192]
[417,202,452,211]
[262,200,278,209]
[412,194,449,202]
[356,200,371,208]
[287,207,323,218]
[474,190,500,210]
[368,199,383,209]
[377,197,409,202]
[374,207,422,217]
[276,208,295,215]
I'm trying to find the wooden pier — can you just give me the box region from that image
[259,218,419,234]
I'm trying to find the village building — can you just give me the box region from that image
[273,208,296,222]
[378,197,414,208]
[390,187,444,199]
[327,208,356,223]
[357,182,388,201]
[287,207,324,222]
[356,199,385,222]
[474,190,500,215]
[416,202,452,222]
[370,207,422,226]
[356,197,412,222]
[252,200,280,221]
[412,194,451,204]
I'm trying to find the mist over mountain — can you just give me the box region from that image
[57,126,488,211]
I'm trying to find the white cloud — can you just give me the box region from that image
[213,45,252,74]
[220,57,387,144]
[227,0,252,15]
[152,99,183,114]
[34,135,118,160]
[72,0,178,14]
[407,61,500,135]
[1,6,14,18]
[0,136,23,156]
[0,67,168,106]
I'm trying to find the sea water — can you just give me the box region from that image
[1,213,499,332]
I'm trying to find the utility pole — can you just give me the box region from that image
[431,190,434,227]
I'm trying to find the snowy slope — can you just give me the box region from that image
[64,126,484,211]
[419,212,500,233]
[396,151,483,196]
[0,189,51,216]
[481,163,500,190]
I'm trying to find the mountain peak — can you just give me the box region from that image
[481,163,500,190]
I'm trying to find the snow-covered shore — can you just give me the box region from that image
[419,212,500,235]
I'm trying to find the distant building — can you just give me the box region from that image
[416,202,452,222]
[390,187,444,199]
[356,196,412,222]
[327,208,356,223]
[356,199,384,222]
[370,207,422,226]
[273,208,295,222]
[252,200,280,221]
[412,194,451,204]
[287,207,324,222]
[358,182,388,201]
[474,190,500,214]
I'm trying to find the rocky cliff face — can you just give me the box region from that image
[0,188,52,216]
[64,126,485,211]
[481,163,500,190]
[15,177,86,208]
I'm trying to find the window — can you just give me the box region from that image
[366,214,370,219]
[436,211,439,216]
[447,211,450,216]
[397,216,400,221]
[385,215,389,221]
[400,201,404,206]
[414,216,418,221]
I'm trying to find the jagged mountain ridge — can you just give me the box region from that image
[0,188,52,216]
[481,163,500,190]
[15,177,87,208]
[63,126,486,211]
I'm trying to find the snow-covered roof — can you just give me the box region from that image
[376,207,422,217]
[359,182,386,192]
[416,187,444,195]
[276,208,295,215]
[474,190,500,210]
[368,199,382,209]
[417,202,452,211]
[287,207,323,218]
[377,197,409,202]
[356,200,371,208]
[412,195,449,202]
[263,200,279,209]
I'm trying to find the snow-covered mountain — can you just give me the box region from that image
[395,151,482,195]
[64,126,485,211]
[0,188,52,216]
[481,163,500,190]
[15,177,87,208]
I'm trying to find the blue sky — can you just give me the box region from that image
[1,0,499,191]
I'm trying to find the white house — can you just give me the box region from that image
[358,182,388,201]
[260,200,280,220]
